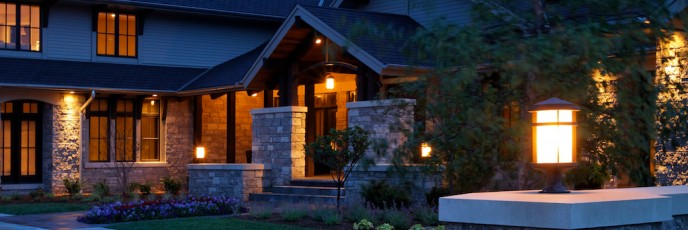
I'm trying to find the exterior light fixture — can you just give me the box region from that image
[421,143,432,158]
[326,74,335,90]
[150,100,155,106]
[251,92,258,97]
[63,94,75,103]
[528,97,580,193]
[69,91,75,94]
[195,147,205,159]
[315,38,322,44]
[153,94,158,97]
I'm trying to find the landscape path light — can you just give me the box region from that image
[529,97,580,193]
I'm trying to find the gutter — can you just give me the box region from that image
[77,90,95,192]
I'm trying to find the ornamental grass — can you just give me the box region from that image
[77,195,242,224]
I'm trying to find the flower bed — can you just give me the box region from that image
[77,195,242,224]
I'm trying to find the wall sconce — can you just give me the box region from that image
[421,143,432,158]
[529,97,580,193]
[326,74,335,90]
[195,147,205,159]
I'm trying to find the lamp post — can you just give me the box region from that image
[529,97,580,193]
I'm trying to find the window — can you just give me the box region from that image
[0,2,40,51]
[88,97,161,163]
[97,12,136,57]
[141,99,159,161]
[115,99,134,161]
[88,99,109,162]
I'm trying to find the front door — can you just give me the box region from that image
[1,100,42,184]
[313,93,337,175]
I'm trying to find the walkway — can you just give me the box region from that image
[0,211,110,230]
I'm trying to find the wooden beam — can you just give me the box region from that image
[227,92,236,163]
[305,80,316,177]
[193,95,203,147]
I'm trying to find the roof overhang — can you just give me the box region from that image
[241,5,394,89]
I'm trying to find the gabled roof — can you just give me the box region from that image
[0,57,205,93]
[242,5,425,88]
[180,43,267,92]
[82,0,335,19]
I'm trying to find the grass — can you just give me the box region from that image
[0,202,93,215]
[107,216,313,230]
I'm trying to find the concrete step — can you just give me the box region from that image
[289,178,338,187]
[271,185,345,196]
[248,192,344,206]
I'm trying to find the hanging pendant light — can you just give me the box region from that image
[326,74,335,90]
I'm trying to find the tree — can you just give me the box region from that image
[304,126,371,209]
[385,0,687,193]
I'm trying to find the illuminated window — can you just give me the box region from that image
[141,99,160,161]
[97,12,136,57]
[115,99,135,161]
[88,99,109,162]
[0,2,40,51]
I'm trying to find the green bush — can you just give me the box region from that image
[138,183,152,195]
[249,205,273,219]
[343,202,380,223]
[92,181,110,198]
[29,188,46,201]
[381,208,412,229]
[425,186,450,207]
[281,207,308,222]
[62,178,81,196]
[413,204,439,226]
[360,180,411,209]
[322,211,342,225]
[161,177,182,195]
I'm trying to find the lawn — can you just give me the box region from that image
[107,216,313,230]
[0,202,93,215]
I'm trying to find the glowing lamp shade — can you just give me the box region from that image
[421,143,432,158]
[195,147,205,159]
[533,110,575,164]
[326,75,335,90]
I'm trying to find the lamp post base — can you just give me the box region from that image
[533,163,577,194]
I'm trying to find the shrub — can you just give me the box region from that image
[353,219,374,230]
[249,205,273,219]
[62,178,81,196]
[413,204,439,226]
[321,211,342,225]
[361,180,411,209]
[161,177,182,195]
[92,181,110,198]
[381,208,412,229]
[281,207,308,222]
[138,183,152,195]
[29,188,46,201]
[128,182,140,194]
[344,202,381,223]
[425,186,450,207]
[77,195,242,224]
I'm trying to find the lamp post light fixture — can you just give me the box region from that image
[529,97,580,193]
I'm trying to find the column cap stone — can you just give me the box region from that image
[347,99,416,109]
[250,106,308,115]
[188,163,271,170]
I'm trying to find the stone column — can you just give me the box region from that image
[251,106,307,186]
[347,99,415,164]
[50,94,83,193]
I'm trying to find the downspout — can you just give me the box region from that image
[77,90,95,190]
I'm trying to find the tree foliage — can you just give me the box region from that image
[304,126,371,209]
[389,0,688,193]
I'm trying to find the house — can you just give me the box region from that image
[1,0,686,203]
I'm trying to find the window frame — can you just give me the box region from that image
[95,11,137,57]
[0,2,41,52]
[88,99,110,162]
[86,97,163,164]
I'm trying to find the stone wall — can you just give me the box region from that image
[235,92,263,163]
[47,94,83,194]
[345,164,443,206]
[347,99,416,163]
[201,95,227,163]
[188,164,270,201]
[251,106,307,186]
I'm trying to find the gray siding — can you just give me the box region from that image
[0,1,275,68]
[44,2,92,61]
[139,12,275,68]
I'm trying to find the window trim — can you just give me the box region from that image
[94,10,138,58]
[0,2,42,52]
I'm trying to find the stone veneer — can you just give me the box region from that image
[345,164,443,206]
[188,163,270,201]
[347,99,415,163]
[46,94,83,194]
[251,106,307,186]
[81,98,194,193]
